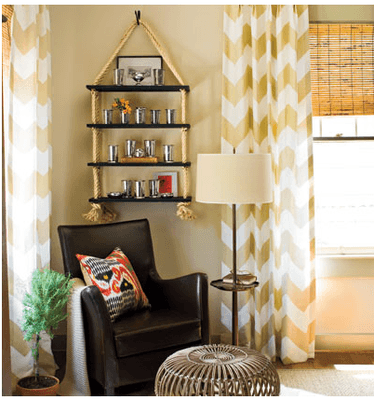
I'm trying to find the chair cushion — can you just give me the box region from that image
[76,247,150,322]
[113,308,202,358]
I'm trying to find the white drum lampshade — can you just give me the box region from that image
[196,153,272,205]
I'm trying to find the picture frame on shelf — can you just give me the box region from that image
[154,172,178,197]
[117,56,163,86]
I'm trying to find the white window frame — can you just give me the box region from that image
[313,115,374,256]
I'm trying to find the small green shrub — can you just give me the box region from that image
[21,269,73,380]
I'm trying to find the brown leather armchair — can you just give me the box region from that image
[58,218,209,395]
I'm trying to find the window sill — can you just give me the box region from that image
[316,255,374,278]
[317,254,374,260]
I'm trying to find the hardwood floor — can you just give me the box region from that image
[275,351,374,369]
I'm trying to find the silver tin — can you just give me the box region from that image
[121,180,133,198]
[103,109,113,124]
[125,140,136,157]
[148,179,159,198]
[121,112,129,124]
[134,180,145,199]
[150,109,161,124]
[166,109,176,124]
[163,144,174,163]
[135,107,146,124]
[153,69,164,85]
[113,68,124,85]
[144,140,156,157]
[108,145,118,163]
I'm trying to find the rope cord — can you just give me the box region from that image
[140,20,185,86]
[83,14,195,222]
[93,21,137,85]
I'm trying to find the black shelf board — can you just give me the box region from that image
[210,279,259,292]
[88,162,191,167]
[86,85,190,93]
[87,123,190,129]
[89,196,192,203]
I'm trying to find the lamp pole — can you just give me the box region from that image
[231,147,239,345]
[232,202,238,346]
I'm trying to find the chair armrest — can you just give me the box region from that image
[148,270,210,343]
[80,285,119,388]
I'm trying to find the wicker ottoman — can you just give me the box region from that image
[155,344,280,396]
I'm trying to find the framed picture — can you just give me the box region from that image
[117,56,163,85]
[153,172,178,197]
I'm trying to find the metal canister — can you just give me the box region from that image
[163,144,174,163]
[108,145,118,163]
[148,179,159,198]
[165,109,176,124]
[121,180,133,198]
[125,140,136,157]
[103,109,113,124]
[135,107,146,124]
[134,180,145,198]
[144,140,156,157]
[150,109,161,124]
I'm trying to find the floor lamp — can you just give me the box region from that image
[196,152,272,346]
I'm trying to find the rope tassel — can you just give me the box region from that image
[82,203,117,223]
[177,202,196,221]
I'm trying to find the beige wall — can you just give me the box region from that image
[50,5,225,337]
[309,5,374,22]
[50,5,374,346]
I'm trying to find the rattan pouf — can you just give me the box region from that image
[155,344,280,396]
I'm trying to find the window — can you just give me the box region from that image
[313,119,374,255]
[310,24,374,255]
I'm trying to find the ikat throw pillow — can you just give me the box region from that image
[76,247,150,322]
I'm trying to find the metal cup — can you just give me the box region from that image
[121,112,129,124]
[134,180,145,198]
[144,140,156,157]
[166,109,176,124]
[103,109,113,124]
[121,180,133,198]
[153,69,164,85]
[108,145,118,163]
[149,179,159,198]
[150,109,161,124]
[163,144,174,163]
[113,68,124,85]
[125,140,136,157]
[135,107,146,124]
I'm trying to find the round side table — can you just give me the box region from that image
[155,344,280,396]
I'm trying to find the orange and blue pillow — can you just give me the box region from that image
[76,247,150,322]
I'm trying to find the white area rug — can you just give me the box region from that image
[278,366,374,396]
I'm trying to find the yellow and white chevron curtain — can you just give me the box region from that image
[221,5,315,364]
[4,5,56,391]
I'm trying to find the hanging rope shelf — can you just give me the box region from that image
[82,11,195,223]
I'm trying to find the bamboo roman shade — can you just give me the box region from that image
[310,24,374,116]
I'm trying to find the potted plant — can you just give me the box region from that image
[112,97,132,124]
[16,269,73,396]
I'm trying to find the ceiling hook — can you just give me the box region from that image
[135,10,140,25]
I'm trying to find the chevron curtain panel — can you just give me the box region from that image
[5,5,55,391]
[221,5,315,364]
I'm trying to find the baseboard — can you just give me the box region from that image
[316,334,374,351]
